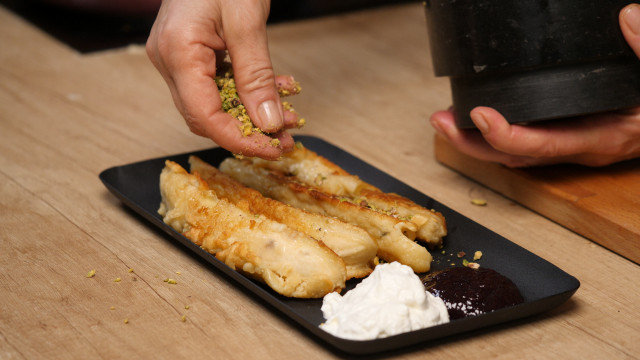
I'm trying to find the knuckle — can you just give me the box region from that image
[235,64,275,93]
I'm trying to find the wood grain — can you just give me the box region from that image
[434,135,640,264]
[1,3,639,359]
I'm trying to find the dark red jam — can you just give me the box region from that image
[423,267,524,320]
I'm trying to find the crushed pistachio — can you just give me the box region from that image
[282,101,294,112]
[86,269,96,278]
[278,81,301,97]
[110,306,115,310]
[270,138,280,147]
[128,268,134,273]
[114,277,122,283]
[457,251,466,258]
[124,318,129,324]
[215,68,258,137]
[176,271,182,275]
[181,315,187,322]
[294,141,304,149]
[467,262,480,269]
[166,279,177,285]
[185,305,190,310]
[441,250,446,254]
[471,198,487,206]
[473,251,483,261]
[215,60,305,138]
[462,259,470,267]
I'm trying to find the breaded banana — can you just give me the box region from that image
[158,160,346,298]
[250,143,446,247]
[251,143,378,196]
[219,158,432,273]
[189,156,378,279]
[356,190,446,246]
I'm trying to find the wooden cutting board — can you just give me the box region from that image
[434,135,640,264]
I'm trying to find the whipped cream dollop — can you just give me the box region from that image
[319,262,449,340]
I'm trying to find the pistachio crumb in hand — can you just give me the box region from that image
[215,59,305,143]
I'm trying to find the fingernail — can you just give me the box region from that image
[471,112,489,134]
[623,4,640,35]
[257,100,282,132]
[430,118,445,134]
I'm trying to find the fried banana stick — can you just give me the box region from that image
[250,144,446,247]
[158,161,346,298]
[219,158,433,273]
[189,156,378,279]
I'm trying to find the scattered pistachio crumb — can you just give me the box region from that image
[441,250,446,254]
[166,279,177,285]
[270,138,280,147]
[124,318,129,324]
[450,263,456,266]
[471,198,487,206]
[467,262,480,269]
[462,259,470,267]
[181,315,187,322]
[294,142,304,149]
[114,277,122,283]
[86,269,96,278]
[110,306,115,310]
[163,278,169,282]
[185,305,190,310]
[457,251,466,258]
[176,271,181,275]
[128,268,134,273]
[473,251,483,261]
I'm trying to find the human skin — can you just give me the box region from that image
[429,4,640,167]
[146,0,299,159]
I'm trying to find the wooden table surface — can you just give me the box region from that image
[1,4,639,359]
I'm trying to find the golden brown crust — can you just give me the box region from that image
[251,144,379,196]
[219,158,432,273]
[358,190,447,247]
[250,144,446,247]
[189,156,378,279]
[158,160,346,298]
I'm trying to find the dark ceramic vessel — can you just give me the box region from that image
[425,0,640,128]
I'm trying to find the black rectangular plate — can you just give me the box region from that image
[99,135,579,355]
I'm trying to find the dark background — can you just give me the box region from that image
[0,0,413,53]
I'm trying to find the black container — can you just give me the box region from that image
[424,0,640,128]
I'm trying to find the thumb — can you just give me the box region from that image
[620,4,640,58]
[224,6,283,134]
